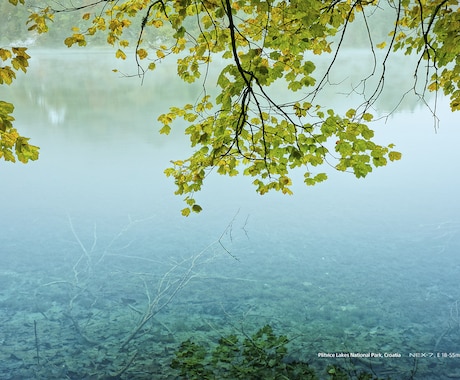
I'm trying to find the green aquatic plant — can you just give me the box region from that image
[171,324,393,379]
[171,339,214,380]
[326,364,388,380]
[171,324,317,379]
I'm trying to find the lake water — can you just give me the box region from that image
[1,49,460,379]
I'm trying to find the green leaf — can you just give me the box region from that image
[159,125,171,135]
[192,204,203,213]
[389,151,402,161]
[362,113,373,122]
[346,108,356,118]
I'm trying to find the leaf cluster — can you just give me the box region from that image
[392,0,460,111]
[149,0,404,214]
[0,46,39,163]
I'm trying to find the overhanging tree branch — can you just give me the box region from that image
[8,0,459,213]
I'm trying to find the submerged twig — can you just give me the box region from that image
[64,312,99,346]
[109,350,138,379]
[34,320,40,366]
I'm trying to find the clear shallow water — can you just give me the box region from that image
[0,49,460,379]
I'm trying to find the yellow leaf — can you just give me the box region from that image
[159,125,171,135]
[279,176,292,186]
[156,50,165,59]
[152,20,163,28]
[427,81,438,91]
[181,207,191,217]
[64,37,74,47]
[82,13,91,20]
[0,49,12,61]
[389,151,402,161]
[376,41,386,49]
[115,49,126,60]
[395,32,406,42]
[137,48,148,59]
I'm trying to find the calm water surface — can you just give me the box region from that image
[0,49,459,379]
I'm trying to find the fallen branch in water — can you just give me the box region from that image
[36,213,244,377]
[120,223,236,349]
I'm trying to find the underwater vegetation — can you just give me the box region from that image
[171,324,397,379]
[1,218,460,379]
